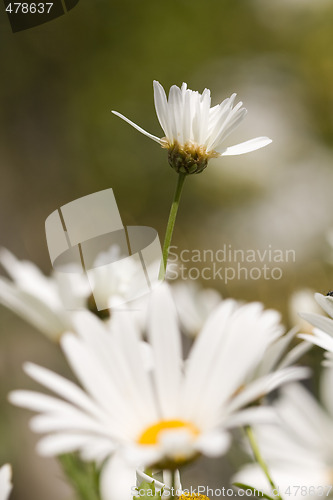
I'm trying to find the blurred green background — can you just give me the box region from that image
[2,0,333,498]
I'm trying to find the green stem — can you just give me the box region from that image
[58,453,101,500]
[159,173,187,280]
[245,426,282,499]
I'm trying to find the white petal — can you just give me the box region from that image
[278,384,333,447]
[299,332,333,352]
[256,328,297,376]
[0,464,12,500]
[195,430,230,457]
[226,406,279,428]
[168,85,182,140]
[218,137,272,156]
[153,81,172,139]
[60,334,138,434]
[162,469,182,495]
[0,278,67,339]
[320,367,333,417]
[21,363,105,420]
[36,432,112,457]
[111,111,161,144]
[9,390,95,418]
[148,284,183,418]
[299,312,333,336]
[209,104,247,151]
[278,341,311,369]
[227,367,310,414]
[100,455,136,500]
[315,293,333,318]
[29,411,107,435]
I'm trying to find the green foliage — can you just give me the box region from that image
[58,453,101,500]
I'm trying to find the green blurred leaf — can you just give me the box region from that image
[58,453,101,500]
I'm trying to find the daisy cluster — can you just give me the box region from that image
[1,81,331,500]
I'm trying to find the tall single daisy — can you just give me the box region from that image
[0,465,12,500]
[112,81,272,175]
[9,286,307,498]
[113,82,272,276]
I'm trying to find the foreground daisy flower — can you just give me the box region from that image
[10,286,307,494]
[0,465,12,500]
[112,81,272,174]
[233,371,333,499]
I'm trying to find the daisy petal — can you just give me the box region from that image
[218,136,272,156]
[0,464,12,500]
[195,430,230,457]
[100,455,136,500]
[111,111,161,144]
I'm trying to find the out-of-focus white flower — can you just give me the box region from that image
[10,285,308,481]
[112,81,272,175]
[87,246,161,312]
[171,282,222,337]
[0,248,86,340]
[233,369,333,499]
[0,465,12,500]
[0,248,153,341]
[299,293,333,365]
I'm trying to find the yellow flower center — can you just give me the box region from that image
[138,419,199,445]
[179,494,210,500]
[162,140,219,175]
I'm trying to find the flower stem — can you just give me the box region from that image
[159,173,187,280]
[245,426,282,499]
[58,453,101,500]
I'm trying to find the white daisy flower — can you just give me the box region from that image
[9,286,307,490]
[298,292,333,364]
[0,465,12,500]
[112,81,272,174]
[232,370,333,499]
